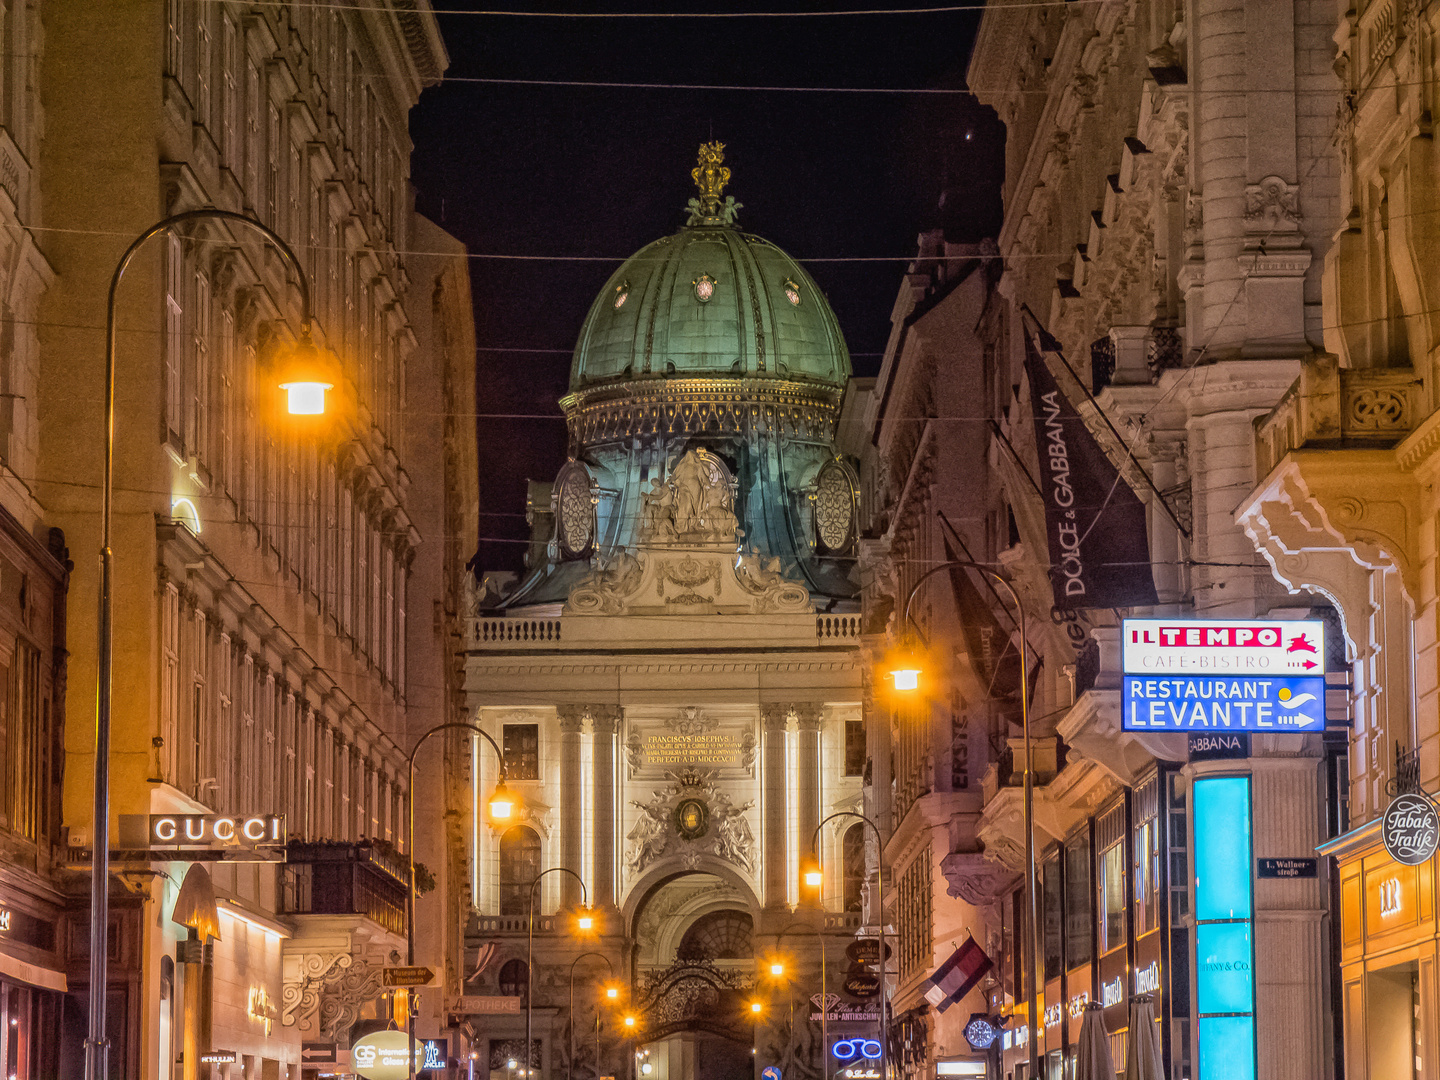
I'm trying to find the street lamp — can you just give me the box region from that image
[407,722,512,1080]
[808,812,886,1080]
[569,952,615,1080]
[529,868,592,1080]
[768,922,829,1074]
[889,560,1037,1077]
[86,207,326,1080]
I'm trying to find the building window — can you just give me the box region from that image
[844,719,865,777]
[842,822,865,911]
[896,853,932,982]
[498,958,528,999]
[676,910,753,960]
[1042,852,1062,981]
[1168,772,1190,924]
[503,723,540,781]
[1096,803,1126,955]
[1134,773,1162,936]
[499,825,541,916]
[1064,832,1092,969]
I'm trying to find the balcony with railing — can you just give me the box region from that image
[1255,355,1424,479]
[466,612,864,649]
[280,841,409,937]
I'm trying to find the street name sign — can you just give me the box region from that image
[1256,858,1318,879]
[383,965,436,988]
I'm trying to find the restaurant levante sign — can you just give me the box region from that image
[1121,619,1326,733]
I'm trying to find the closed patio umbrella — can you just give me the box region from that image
[1125,994,1163,1080]
[1076,1001,1115,1080]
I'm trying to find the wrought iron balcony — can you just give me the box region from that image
[280,840,409,936]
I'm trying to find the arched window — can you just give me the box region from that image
[842,823,865,912]
[499,825,541,916]
[676,909,753,960]
[498,958,528,999]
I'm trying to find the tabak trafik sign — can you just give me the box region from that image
[1382,793,1439,866]
[1121,619,1326,733]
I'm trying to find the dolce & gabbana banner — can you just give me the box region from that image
[1022,332,1158,611]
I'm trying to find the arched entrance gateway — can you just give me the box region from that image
[628,873,760,1080]
[456,145,868,1080]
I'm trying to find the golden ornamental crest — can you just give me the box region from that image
[686,142,742,226]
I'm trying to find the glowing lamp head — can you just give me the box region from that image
[488,779,516,821]
[577,910,595,931]
[890,665,921,691]
[750,1000,764,1015]
[769,962,785,977]
[278,329,332,415]
[606,986,620,1000]
[623,1015,637,1029]
[641,1065,653,1075]
[803,859,823,889]
[508,1060,518,1070]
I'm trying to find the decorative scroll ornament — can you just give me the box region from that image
[686,142,743,226]
[734,548,811,613]
[624,768,756,877]
[283,948,399,1040]
[566,547,644,614]
[554,460,598,560]
[1243,175,1300,233]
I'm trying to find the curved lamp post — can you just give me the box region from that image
[529,868,592,1080]
[767,922,828,1076]
[889,560,1036,1077]
[407,722,514,1080]
[87,208,328,1080]
[569,951,616,1080]
[805,811,885,1080]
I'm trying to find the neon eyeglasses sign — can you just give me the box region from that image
[832,1040,883,1061]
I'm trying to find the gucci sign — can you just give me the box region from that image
[119,814,286,849]
[1381,794,1438,867]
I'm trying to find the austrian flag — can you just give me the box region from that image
[920,937,993,1013]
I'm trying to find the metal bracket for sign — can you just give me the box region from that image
[60,847,287,868]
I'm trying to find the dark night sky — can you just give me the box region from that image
[408,3,1004,573]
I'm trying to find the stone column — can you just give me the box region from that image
[557,707,586,908]
[590,706,621,909]
[761,704,790,909]
[795,705,822,908]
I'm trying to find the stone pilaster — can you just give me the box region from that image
[589,706,621,909]
[557,707,586,907]
[761,704,790,908]
[795,705,822,907]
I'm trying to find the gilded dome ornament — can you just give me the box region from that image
[614,281,630,310]
[686,141,743,226]
[693,272,716,303]
[783,278,801,306]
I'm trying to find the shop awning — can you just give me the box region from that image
[0,947,66,993]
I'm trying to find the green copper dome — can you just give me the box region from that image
[568,145,850,392]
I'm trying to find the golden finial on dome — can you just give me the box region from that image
[686,142,742,226]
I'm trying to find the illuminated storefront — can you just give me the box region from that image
[1320,816,1440,1078]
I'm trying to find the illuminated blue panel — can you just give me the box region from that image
[1193,776,1252,921]
[1121,675,1325,732]
[1198,1017,1256,1080]
[1195,922,1254,1015]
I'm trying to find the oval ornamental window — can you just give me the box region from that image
[813,461,856,554]
[554,460,597,560]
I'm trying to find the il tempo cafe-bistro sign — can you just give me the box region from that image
[1120,619,1327,733]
